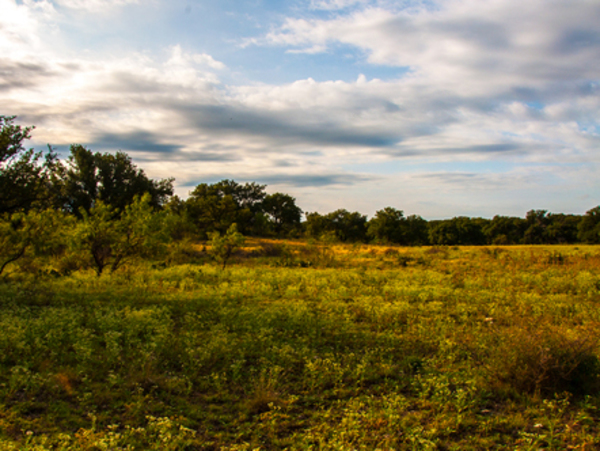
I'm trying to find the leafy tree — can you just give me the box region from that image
[428,217,486,245]
[185,180,266,236]
[482,215,526,244]
[578,206,600,244]
[545,213,580,244]
[209,223,245,269]
[73,194,166,276]
[62,145,173,217]
[162,195,196,241]
[305,209,368,242]
[0,116,62,213]
[367,207,407,244]
[262,192,302,236]
[405,214,429,246]
[0,209,71,276]
[304,212,327,240]
[523,210,550,244]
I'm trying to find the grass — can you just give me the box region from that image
[1,243,600,449]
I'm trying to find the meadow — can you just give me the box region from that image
[1,242,600,450]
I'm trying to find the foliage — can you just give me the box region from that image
[0,116,62,214]
[367,206,407,244]
[185,180,266,237]
[578,206,600,244]
[0,209,71,276]
[1,244,600,449]
[62,145,173,217]
[483,215,526,244]
[262,192,302,236]
[209,223,245,269]
[428,216,486,245]
[305,209,368,242]
[72,194,166,276]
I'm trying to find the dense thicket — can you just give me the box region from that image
[1,114,599,277]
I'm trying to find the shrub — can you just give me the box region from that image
[483,322,600,397]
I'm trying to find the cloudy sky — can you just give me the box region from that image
[2,0,599,218]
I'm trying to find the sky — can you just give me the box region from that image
[1,0,599,219]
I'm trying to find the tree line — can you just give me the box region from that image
[2,115,600,275]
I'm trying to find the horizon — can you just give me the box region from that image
[2,0,599,219]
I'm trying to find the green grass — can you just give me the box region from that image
[1,243,600,449]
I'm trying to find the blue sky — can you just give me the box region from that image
[2,0,600,218]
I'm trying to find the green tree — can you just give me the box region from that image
[209,223,245,269]
[367,207,407,244]
[428,217,486,245]
[305,209,367,242]
[0,209,71,276]
[262,192,302,236]
[578,206,600,244]
[546,213,580,244]
[482,215,526,244]
[73,194,166,276]
[405,214,429,246]
[523,210,549,244]
[185,180,266,237]
[0,116,62,213]
[62,145,173,217]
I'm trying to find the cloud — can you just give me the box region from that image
[257,173,375,187]
[53,0,140,12]
[173,102,401,148]
[1,0,599,216]
[91,130,184,154]
[308,0,370,10]
[0,59,57,91]
[261,1,600,91]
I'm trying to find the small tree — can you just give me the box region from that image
[0,209,70,276]
[74,194,166,276]
[209,223,245,269]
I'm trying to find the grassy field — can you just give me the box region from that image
[1,242,600,449]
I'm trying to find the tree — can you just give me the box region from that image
[62,145,173,217]
[209,223,245,269]
[0,116,62,213]
[523,210,549,244]
[545,213,580,244]
[0,209,71,276]
[262,193,302,236]
[73,194,166,276]
[578,206,600,244]
[305,209,368,242]
[185,180,266,236]
[367,207,407,244]
[428,217,486,245]
[482,215,526,244]
[405,215,429,246]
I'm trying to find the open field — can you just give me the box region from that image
[1,243,600,449]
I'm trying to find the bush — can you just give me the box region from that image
[483,322,600,397]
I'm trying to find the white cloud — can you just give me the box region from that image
[308,0,370,10]
[1,0,599,216]
[53,0,140,12]
[263,0,600,93]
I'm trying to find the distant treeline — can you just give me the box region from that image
[2,115,600,254]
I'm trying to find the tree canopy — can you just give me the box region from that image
[0,116,61,213]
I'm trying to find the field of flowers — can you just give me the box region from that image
[1,242,600,450]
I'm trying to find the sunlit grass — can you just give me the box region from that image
[1,243,600,449]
